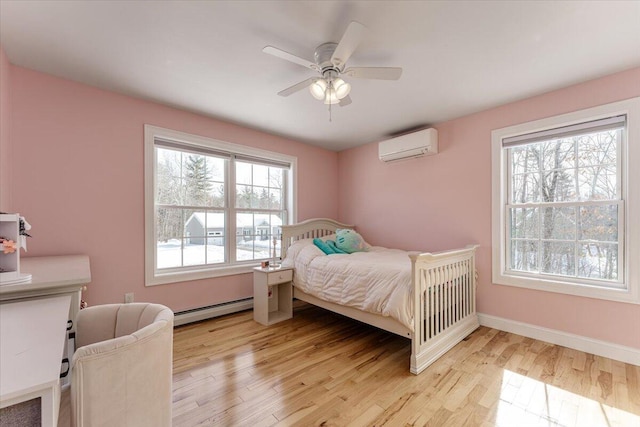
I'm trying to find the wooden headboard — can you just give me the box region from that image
[280,218,355,259]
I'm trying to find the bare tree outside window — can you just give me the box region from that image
[153,147,288,270]
[508,128,622,283]
[155,147,226,268]
[155,148,224,244]
[235,161,285,261]
[145,125,297,285]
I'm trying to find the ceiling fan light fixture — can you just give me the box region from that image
[323,87,340,105]
[309,79,327,100]
[333,78,351,99]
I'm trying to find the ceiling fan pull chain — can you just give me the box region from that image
[328,80,333,122]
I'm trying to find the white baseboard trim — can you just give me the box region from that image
[174,298,253,327]
[478,313,640,366]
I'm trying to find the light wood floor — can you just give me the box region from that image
[60,303,640,426]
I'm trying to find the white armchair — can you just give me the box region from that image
[70,303,174,427]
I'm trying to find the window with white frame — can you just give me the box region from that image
[144,125,296,285]
[491,98,639,303]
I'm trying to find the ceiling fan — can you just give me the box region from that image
[263,21,402,107]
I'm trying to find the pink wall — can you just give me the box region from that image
[5,46,638,348]
[338,67,640,349]
[8,65,338,312]
[0,46,11,211]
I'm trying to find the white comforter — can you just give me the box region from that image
[281,239,415,330]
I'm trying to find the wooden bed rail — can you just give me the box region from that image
[410,245,479,374]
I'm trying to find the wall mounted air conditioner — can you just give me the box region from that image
[378,128,438,162]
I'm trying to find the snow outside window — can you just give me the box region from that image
[144,125,297,286]
[491,98,640,303]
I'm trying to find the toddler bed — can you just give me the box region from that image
[281,218,479,375]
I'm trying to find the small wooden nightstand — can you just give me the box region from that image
[252,266,293,325]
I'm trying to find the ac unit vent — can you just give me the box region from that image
[378,128,438,162]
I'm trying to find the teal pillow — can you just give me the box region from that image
[335,229,369,254]
[313,238,348,255]
[312,238,342,255]
[313,238,333,254]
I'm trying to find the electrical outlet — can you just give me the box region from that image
[124,293,134,303]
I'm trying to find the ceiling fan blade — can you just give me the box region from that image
[263,46,319,71]
[277,78,316,97]
[342,67,403,80]
[339,95,352,107]
[330,21,366,68]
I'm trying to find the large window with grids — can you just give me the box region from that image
[144,125,296,285]
[491,98,639,303]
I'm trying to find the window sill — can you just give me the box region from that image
[492,270,640,304]
[146,263,258,286]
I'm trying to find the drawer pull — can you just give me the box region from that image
[60,358,70,378]
[266,269,292,285]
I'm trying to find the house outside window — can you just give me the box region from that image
[144,125,296,286]
[491,98,640,303]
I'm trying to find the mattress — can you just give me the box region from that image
[281,239,415,330]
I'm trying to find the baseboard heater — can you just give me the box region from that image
[173,298,253,327]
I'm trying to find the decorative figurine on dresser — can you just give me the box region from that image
[0,213,32,285]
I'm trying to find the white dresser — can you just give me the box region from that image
[0,295,72,426]
[1,255,91,334]
[0,255,91,426]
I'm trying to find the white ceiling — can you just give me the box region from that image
[1,1,639,151]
